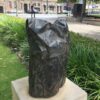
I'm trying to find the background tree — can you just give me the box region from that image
[57,0,66,3]
[83,0,86,15]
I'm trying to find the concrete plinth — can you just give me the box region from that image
[11,77,87,100]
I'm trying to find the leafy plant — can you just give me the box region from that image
[20,40,29,65]
[0,15,26,50]
[67,32,100,100]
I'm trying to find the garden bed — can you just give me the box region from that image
[0,14,100,100]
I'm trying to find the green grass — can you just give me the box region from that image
[87,14,100,18]
[90,14,100,17]
[0,42,28,100]
[67,33,100,100]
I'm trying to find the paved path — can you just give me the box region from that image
[68,23,100,41]
[7,14,100,41]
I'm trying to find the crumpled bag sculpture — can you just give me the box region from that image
[26,18,70,98]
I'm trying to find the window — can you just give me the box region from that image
[9,1,12,8]
[38,3,40,6]
[44,5,46,11]
[34,3,36,6]
[14,1,16,8]
[21,3,23,9]
[49,6,54,11]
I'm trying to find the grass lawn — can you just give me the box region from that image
[0,43,28,100]
[90,14,100,17]
[87,14,100,18]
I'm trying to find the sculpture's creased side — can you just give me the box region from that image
[26,18,70,98]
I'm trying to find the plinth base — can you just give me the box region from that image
[11,77,87,100]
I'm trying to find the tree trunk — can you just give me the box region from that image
[83,0,86,15]
[80,0,86,22]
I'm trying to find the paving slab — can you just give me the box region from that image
[68,23,100,41]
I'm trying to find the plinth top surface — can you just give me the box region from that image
[12,77,87,100]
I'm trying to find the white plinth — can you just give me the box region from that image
[11,77,87,100]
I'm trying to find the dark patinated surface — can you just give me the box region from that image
[26,18,70,98]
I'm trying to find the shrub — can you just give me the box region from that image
[0,15,26,50]
[67,32,100,100]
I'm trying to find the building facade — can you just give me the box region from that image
[0,0,30,13]
[0,0,70,14]
[27,0,58,13]
[0,0,5,13]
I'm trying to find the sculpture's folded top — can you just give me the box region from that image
[26,18,70,98]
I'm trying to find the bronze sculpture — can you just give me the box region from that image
[26,18,69,98]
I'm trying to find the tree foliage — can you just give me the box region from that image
[58,0,99,3]
[70,0,76,2]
